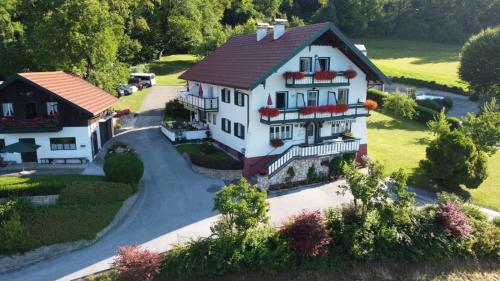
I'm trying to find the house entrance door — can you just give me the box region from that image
[306,123,315,144]
[19,138,38,162]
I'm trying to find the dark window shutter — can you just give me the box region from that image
[221,118,225,131]
[228,120,231,133]
[234,123,238,136]
[241,125,245,139]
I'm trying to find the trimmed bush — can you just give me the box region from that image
[104,154,144,184]
[114,245,164,281]
[415,104,439,123]
[190,154,243,170]
[367,89,388,107]
[416,99,444,112]
[391,76,468,96]
[383,92,418,119]
[443,97,454,109]
[165,99,190,119]
[280,210,331,257]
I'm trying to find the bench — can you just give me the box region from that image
[40,157,89,164]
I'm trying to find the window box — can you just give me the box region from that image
[344,69,357,79]
[259,107,280,118]
[314,71,337,80]
[283,71,306,80]
[270,139,284,148]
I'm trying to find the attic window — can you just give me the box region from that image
[47,102,59,115]
[315,57,330,72]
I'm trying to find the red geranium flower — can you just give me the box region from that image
[259,107,280,118]
[344,69,357,79]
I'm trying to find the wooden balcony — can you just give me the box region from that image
[285,72,350,88]
[267,137,360,176]
[0,117,62,133]
[178,91,219,112]
[259,103,369,125]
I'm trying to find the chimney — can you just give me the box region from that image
[256,23,269,42]
[273,19,287,40]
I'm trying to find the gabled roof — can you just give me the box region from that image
[0,72,118,116]
[180,22,388,90]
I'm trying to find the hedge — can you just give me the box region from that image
[415,104,439,123]
[367,89,388,107]
[104,154,144,184]
[0,175,104,198]
[391,76,468,96]
[190,154,243,170]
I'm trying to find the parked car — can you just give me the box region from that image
[116,85,138,96]
[130,73,156,87]
[128,78,148,90]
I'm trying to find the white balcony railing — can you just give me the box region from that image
[285,73,350,87]
[178,90,219,112]
[267,138,360,176]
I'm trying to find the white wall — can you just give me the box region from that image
[0,124,102,163]
[245,45,368,158]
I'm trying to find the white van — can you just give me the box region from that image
[130,73,156,87]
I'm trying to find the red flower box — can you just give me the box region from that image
[316,104,349,113]
[259,168,268,176]
[364,99,378,111]
[32,116,47,122]
[299,106,317,115]
[334,104,349,113]
[344,69,357,79]
[283,72,306,80]
[270,139,284,148]
[314,71,337,80]
[259,107,280,118]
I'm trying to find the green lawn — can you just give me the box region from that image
[1,181,135,254]
[133,54,198,86]
[0,174,104,197]
[367,111,500,210]
[113,87,151,113]
[358,39,467,90]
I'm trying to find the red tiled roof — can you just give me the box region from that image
[180,22,387,90]
[18,71,118,116]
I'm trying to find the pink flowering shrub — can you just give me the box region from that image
[435,202,472,238]
[113,245,164,281]
[280,210,331,256]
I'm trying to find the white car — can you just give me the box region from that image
[117,85,138,96]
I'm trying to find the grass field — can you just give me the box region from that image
[133,54,198,86]
[113,87,151,112]
[0,174,104,197]
[358,39,467,90]
[367,111,500,210]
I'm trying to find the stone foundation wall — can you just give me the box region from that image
[258,156,330,189]
[0,195,59,205]
[191,165,242,181]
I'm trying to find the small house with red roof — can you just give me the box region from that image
[174,21,387,187]
[0,71,117,164]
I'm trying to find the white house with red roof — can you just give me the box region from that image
[0,72,117,164]
[171,21,387,187]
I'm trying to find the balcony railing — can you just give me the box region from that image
[0,117,62,133]
[285,72,350,88]
[260,102,369,125]
[178,91,219,112]
[267,138,360,176]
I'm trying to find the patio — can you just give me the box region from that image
[161,120,209,142]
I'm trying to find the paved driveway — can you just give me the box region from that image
[0,86,352,281]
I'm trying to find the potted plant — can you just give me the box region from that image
[259,107,280,118]
[270,139,284,147]
[259,167,268,176]
[364,99,378,111]
[344,69,357,79]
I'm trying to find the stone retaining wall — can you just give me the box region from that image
[258,157,330,189]
[182,153,242,182]
[0,191,139,274]
[0,195,59,205]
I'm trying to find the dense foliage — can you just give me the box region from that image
[157,163,499,280]
[2,0,499,84]
[382,92,418,120]
[113,245,164,281]
[213,179,269,234]
[459,26,500,91]
[420,130,488,189]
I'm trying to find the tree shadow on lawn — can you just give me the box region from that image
[147,59,196,77]
[409,168,472,202]
[367,114,427,132]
